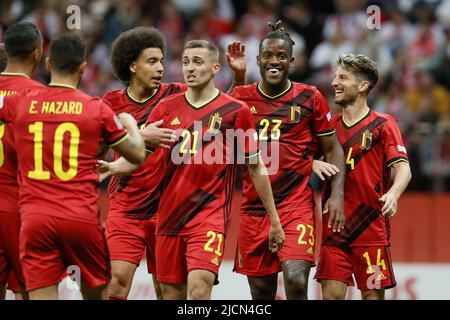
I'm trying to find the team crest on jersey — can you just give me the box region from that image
[290,103,301,123]
[361,129,373,150]
[208,112,222,132]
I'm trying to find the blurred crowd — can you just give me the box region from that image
[0,0,449,191]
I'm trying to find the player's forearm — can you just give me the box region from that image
[247,157,280,224]
[227,70,246,94]
[389,162,412,199]
[323,143,345,198]
[110,156,140,175]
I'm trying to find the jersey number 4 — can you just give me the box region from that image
[28,121,80,181]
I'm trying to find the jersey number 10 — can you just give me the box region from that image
[28,121,80,181]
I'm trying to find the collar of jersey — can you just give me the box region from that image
[184,89,220,109]
[126,85,160,105]
[342,108,371,128]
[48,82,77,89]
[0,72,30,78]
[257,80,292,100]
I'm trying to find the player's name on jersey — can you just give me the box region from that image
[0,90,17,96]
[29,100,83,115]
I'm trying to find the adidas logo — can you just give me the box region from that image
[211,256,219,266]
[307,247,314,255]
[170,117,180,125]
[250,106,257,114]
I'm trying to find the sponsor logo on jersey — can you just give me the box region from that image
[170,116,181,125]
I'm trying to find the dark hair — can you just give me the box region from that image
[0,43,6,72]
[4,21,41,60]
[183,39,219,63]
[336,54,379,93]
[49,33,86,74]
[259,20,295,56]
[111,27,166,82]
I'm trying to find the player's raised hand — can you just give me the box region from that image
[268,219,285,253]
[379,191,398,219]
[141,120,176,149]
[324,195,345,233]
[226,41,247,74]
[312,160,339,181]
[97,160,113,182]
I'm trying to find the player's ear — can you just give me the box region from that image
[45,56,52,73]
[358,80,370,93]
[256,55,261,67]
[129,61,136,75]
[290,55,295,68]
[212,62,221,75]
[32,48,41,65]
[78,61,88,76]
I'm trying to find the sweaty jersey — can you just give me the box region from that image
[0,73,45,213]
[231,81,335,215]
[322,109,408,247]
[146,90,259,236]
[104,83,186,220]
[0,83,127,224]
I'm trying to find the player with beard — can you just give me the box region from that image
[314,54,411,300]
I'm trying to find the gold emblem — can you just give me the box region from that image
[250,106,257,114]
[208,112,222,132]
[361,129,373,150]
[290,103,301,123]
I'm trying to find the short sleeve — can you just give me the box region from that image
[0,94,19,123]
[312,90,335,137]
[234,103,259,159]
[99,101,128,147]
[382,115,408,167]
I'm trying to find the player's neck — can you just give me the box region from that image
[185,81,219,106]
[259,79,291,98]
[342,101,370,126]
[128,81,157,102]
[3,62,34,78]
[50,74,80,89]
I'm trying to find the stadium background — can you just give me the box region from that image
[1,0,449,299]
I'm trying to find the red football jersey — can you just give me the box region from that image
[0,84,127,224]
[104,83,186,219]
[0,73,45,213]
[231,81,335,215]
[146,91,259,236]
[322,110,408,247]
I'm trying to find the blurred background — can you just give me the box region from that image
[1,0,449,299]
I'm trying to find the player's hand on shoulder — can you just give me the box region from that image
[141,119,176,149]
[312,160,339,181]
